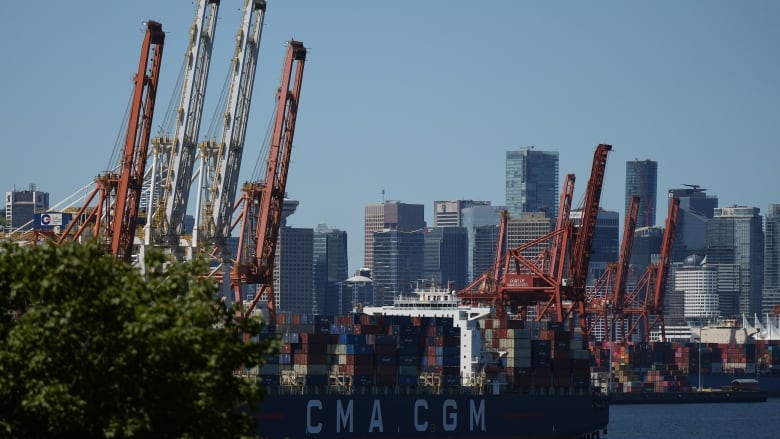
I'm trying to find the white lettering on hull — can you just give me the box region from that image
[414,399,429,431]
[369,400,383,432]
[443,399,457,431]
[337,399,353,433]
[303,398,487,434]
[306,400,323,434]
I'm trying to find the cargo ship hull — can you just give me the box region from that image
[254,392,609,439]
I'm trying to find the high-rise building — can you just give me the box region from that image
[313,224,348,316]
[625,159,658,228]
[462,205,504,281]
[706,206,764,316]
[5,185,49,231]
[569,208,619,284]
[505,148,559,221]
[507,212,551,259]
[590,209,620,283]
[675,257,719,324]
[433,200,491,227]
[668,186,718,262]
[423,227,468,289]
[273,226,314,315]
[363,201,425,272]
[631,226,663,270]
[372,229,424,305]
[763,204,780,314]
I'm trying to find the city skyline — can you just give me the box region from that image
[1,2,778,273]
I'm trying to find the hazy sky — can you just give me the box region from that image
[2,1,778,272]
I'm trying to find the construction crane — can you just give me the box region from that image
[585,195,640,341]
[196,0,266,255]
[621,196,680,342]
[146,0,220,256]
[231,40,307,325]
[58,21,165,262]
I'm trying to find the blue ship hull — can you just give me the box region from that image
[254,391,609,439]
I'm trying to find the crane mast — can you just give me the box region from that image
[197,0,266,251]
[232,40,307,324]
[148,0,220,250]
[57,21,165,262]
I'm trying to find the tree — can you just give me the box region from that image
[0,240,277,438]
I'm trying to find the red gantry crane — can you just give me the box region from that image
[231,40,307,325]
[58,21,165,262]
[459,144,611,329]
[621,196,680,342]
[585,195,640,341]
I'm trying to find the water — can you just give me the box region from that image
[607,398,778,439]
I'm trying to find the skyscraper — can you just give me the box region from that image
[668,185,718,263]
[461,205,504,281]
[625,159,658,228]
[273,226,314,315]
[5,185,49,231]
[506,212,551,260]
[763,204,780,314]
[313,224,348,316]
[706,206,764,316]
[372,229,424,305]
[505,148,559,221]
[569,208,619,284]
[423,227,468,289]
[363,201,425,272]
[675,258,719,324]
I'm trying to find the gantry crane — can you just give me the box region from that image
[58,21,165,262]
[231,40,307,325]
[196,0,266,255]
[459,144,610,329]
[585,195,640,341]
[146,0,220,256]
[621,196,680,342]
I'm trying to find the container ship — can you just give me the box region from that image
[251,287,609,438]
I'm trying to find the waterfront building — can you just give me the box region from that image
[625,159,658,228]
[5,185,49,232]
[313,224,348,316]
[364,201,425,272]
[423,227,468,290]
[706,206,764,317]
[669,186,718,263]
[505,147,559,221]
[372,229,425,305]
[433,200,491,227]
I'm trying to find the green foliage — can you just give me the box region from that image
[0,241,277,438]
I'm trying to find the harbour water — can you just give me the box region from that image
[607,397,778,439]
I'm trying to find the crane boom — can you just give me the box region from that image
[232,40,307,324]
[57,21,165,262]
[149,0,219,248]
[197,0,266,250]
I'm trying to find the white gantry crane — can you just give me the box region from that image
[196,0,266,256]
[145,0,220,259]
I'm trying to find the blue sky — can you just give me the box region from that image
[2,1,778,272]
